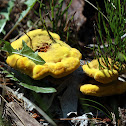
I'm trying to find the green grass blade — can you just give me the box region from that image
[82,103,112,119]
[61,0,72,16]
[80,98,112,119]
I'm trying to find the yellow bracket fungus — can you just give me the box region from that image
[82,58,126,84]
[6,29,82,80]
[80,58,126,96]
[80,80,126,97]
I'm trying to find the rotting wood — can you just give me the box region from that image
[5,102,42,126]
[0,84,57,126]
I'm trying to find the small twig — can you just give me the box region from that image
[39,2,57,44]
[27,18,40,31]
[3,23,18,40]
[23,31,33,49]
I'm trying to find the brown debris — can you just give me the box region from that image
[5,102,42,126]
[35,43,50,52]
[62,0,86,31]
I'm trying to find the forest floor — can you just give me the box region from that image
[0,0,126,126]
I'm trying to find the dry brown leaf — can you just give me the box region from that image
[62,0,86,31]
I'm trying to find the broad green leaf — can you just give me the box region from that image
[17,41,45,65]
[6,74,15,78]
[15,0,37,27]
[1,40,15,54]
[3,0,37,39]
[19,82,56,93]
[1,40,46,65]
[1,67,56,93]
[0,0,14,34]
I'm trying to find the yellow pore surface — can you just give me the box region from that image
[80,80,126,97]
[6,29,82,80]
[82,58,119,84]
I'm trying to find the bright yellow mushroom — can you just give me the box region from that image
[82,58,126,84]
[80,80,126,97]
[6,29,82,80]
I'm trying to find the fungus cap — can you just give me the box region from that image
[6,29,82,80]
[80,80,126,97]
[82,58,122,84]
